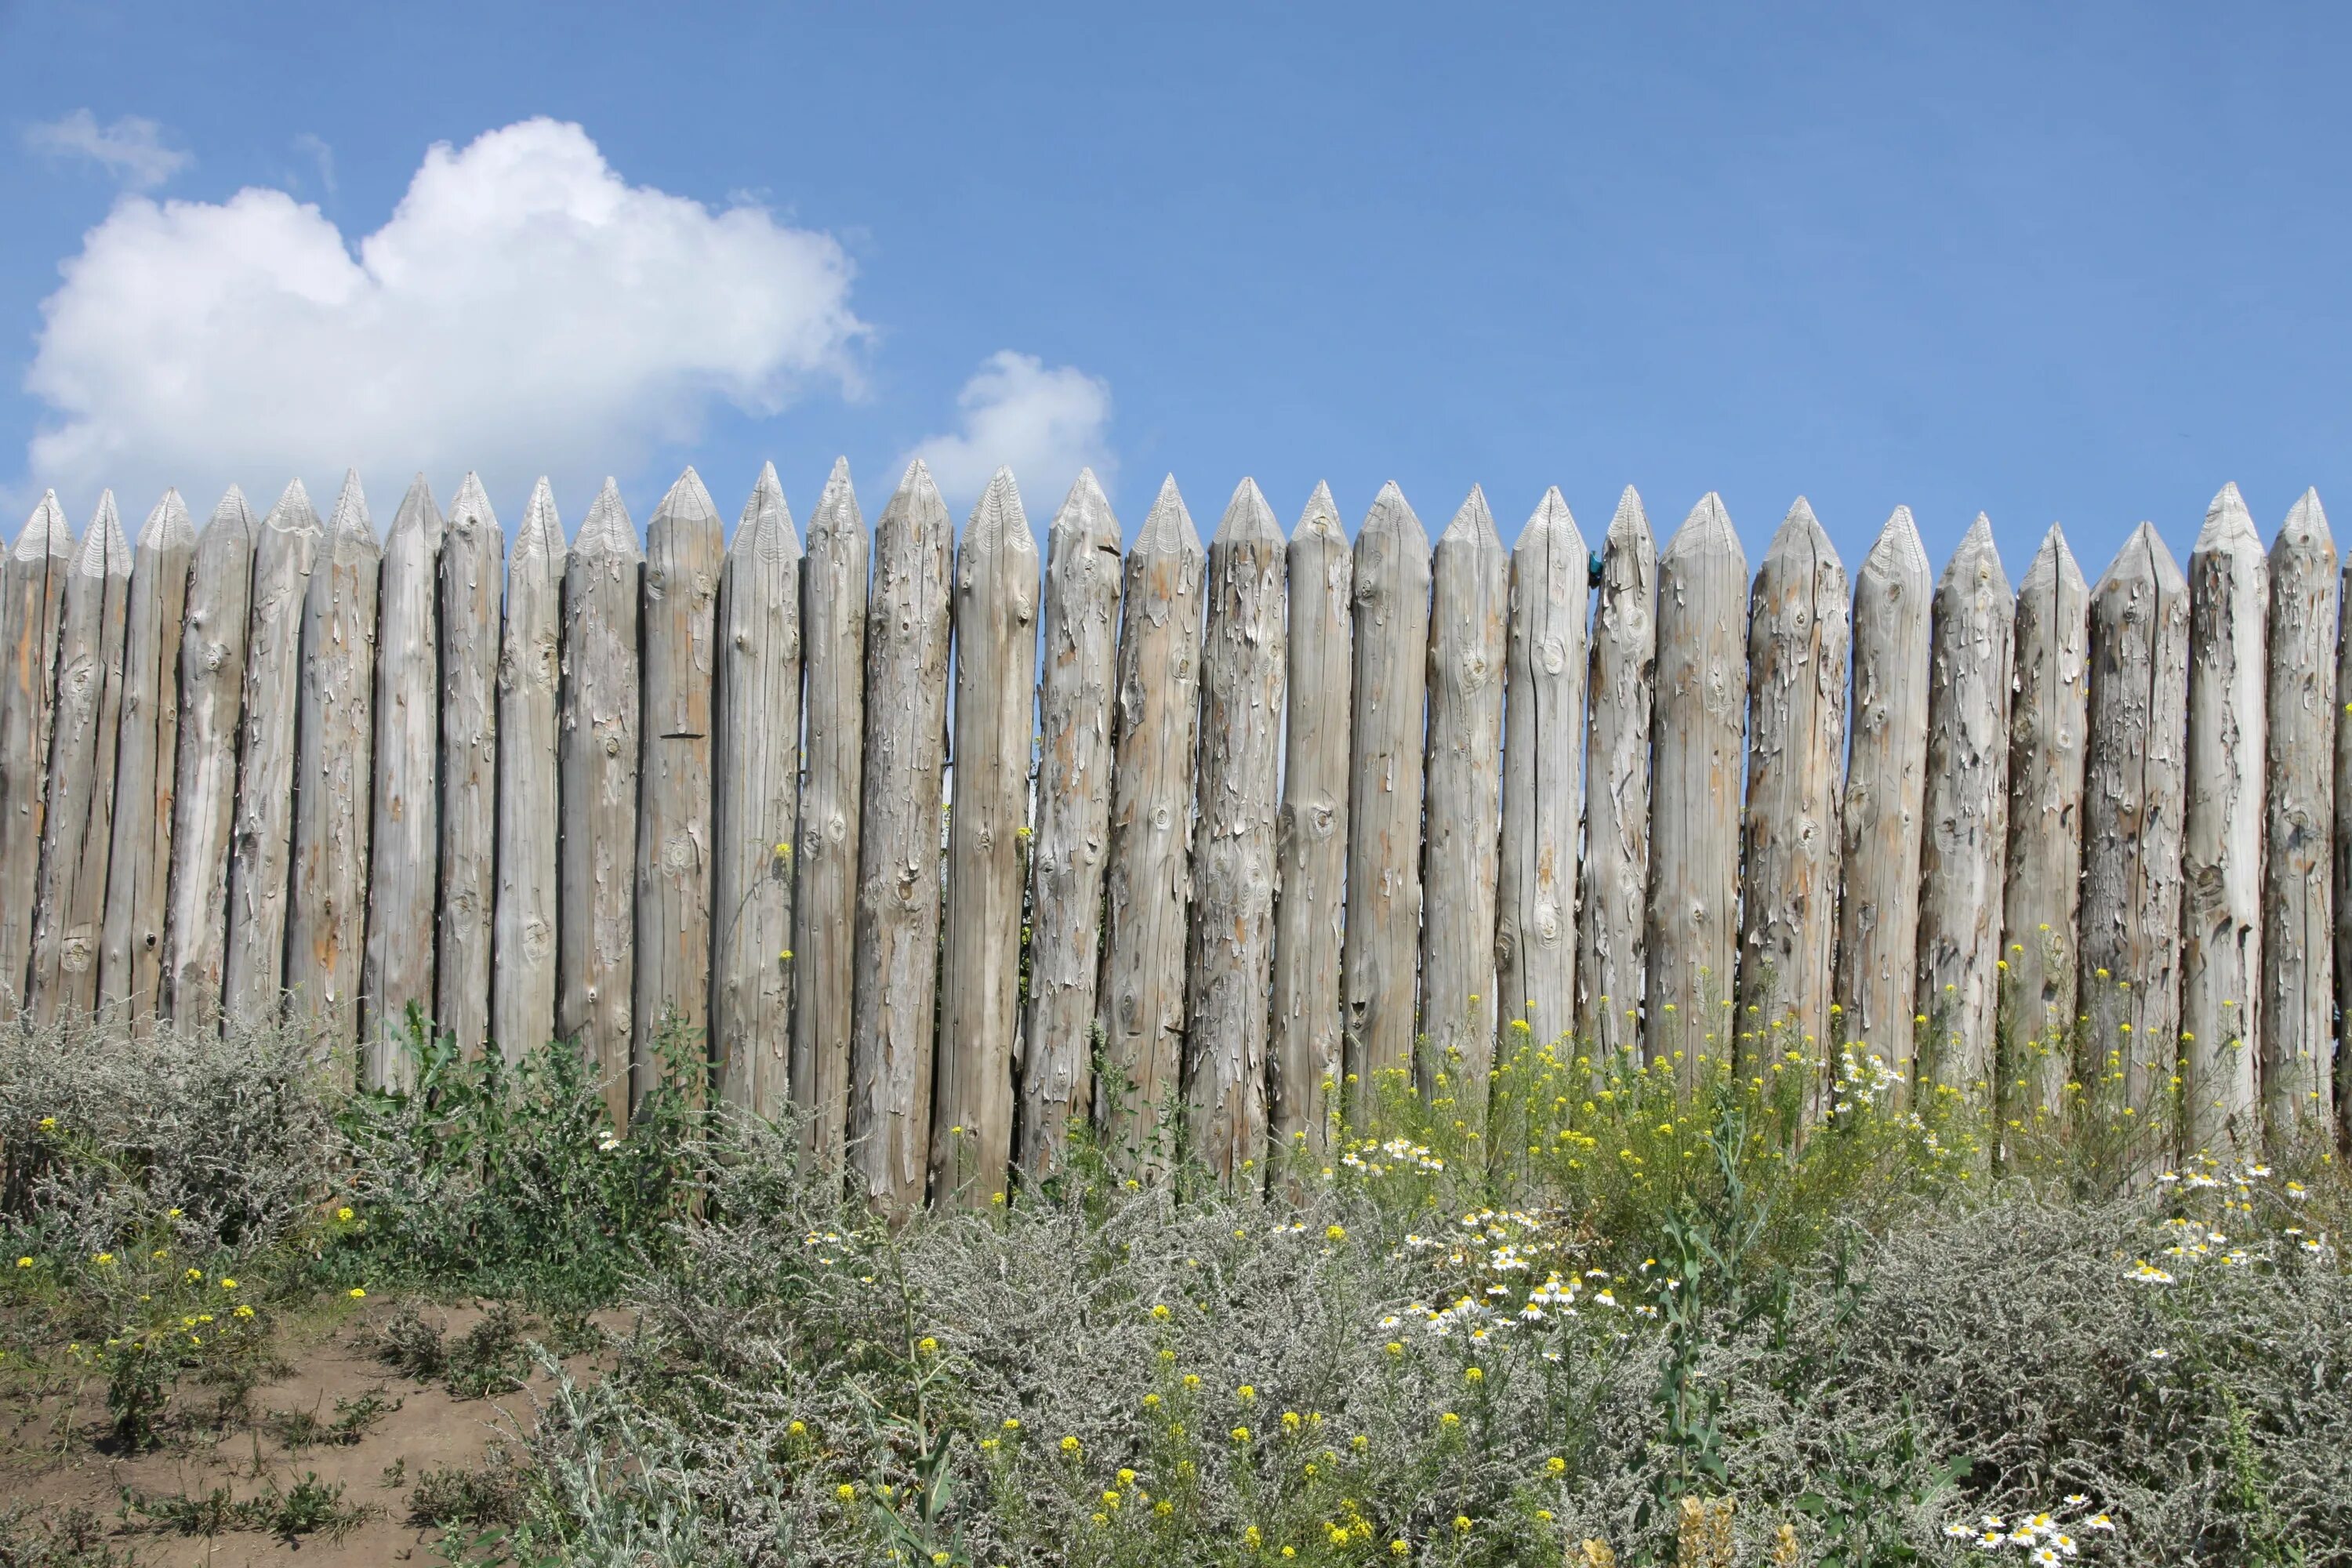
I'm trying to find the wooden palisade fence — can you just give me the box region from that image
[2,465,2346,1210]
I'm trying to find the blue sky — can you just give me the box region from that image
[2,1,2347,581]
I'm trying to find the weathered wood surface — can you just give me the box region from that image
[1341,481,1432,1105]
[2336,511,2352,1150]
[492,479,564,1062]
[1184,477,1286,1184]
[2180,483,2267,1154]
[712,463,802,1118]
[1999,524,2090,1113]
[557,479,641,1123]
[933,469,1038,1204]
[1018,469,1120,1177]
[1418,486,1508,1092]
[97,490,196,1025]
[2262,489,2335,1135]
[1734,498,1848,1093]
[1914,516,2013,1100]
[1645,493,1747,1076]
[1269,482,1350,1163]
[2079,523,2190,1114]
[849,460,954,1215]
[1096,476,1205,1171]
[28,493,131,1025]
[1,493,73,1009]
[287,473,381,1083]
[223,479,322,1026]
[1497,489,1587,1054]
[633,469,724,1102]
[793,459,866,1160]
[361,476,442,1071]
[162,488,255,1025]
[1833,507,1931,1081]
[436,474,502,1053]
[1577,488,1654,1059]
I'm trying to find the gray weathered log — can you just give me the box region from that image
[934,469,1038,1205]
[287,473,381,1084]
[2263,488,2335,1138]
[27,493,132,1024]
[1834,507,1932,1083]
[1418,486,1509,1094]
[1645,493,1747,1078]
[223,480,322,1027]
[1,493,73,1010]
[162,488,256,1025]
[97,490,196,1026]
[1341,481,1432,1107]
[1497,488,1588,1055]
[493,479,564,1061]
[436,474,502,1053]
[1735,498,1849,1098]
[1915,516,2013,1101]
[2080,523,2190,1115]
[1184,477,1286,1184]
[2180,483,2267,1155]
[1577,488,1655,1060]
[1096,477,1205,1173]
[793,459,866,1160]
[2334,500,2352,1151]
[849,460,953,1215]
[557,479,641,1124]
[361,475,441,1073]
[633,468,724,1103]
[1999,524,2090,1113]
[1269,482,1350,1165]
[1018,469,1120,1178]
[712,464,803,1119]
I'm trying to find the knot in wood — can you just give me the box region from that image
[1537,637,1567,674]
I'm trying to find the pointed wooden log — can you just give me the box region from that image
[633,468,724,1104]
[2180,483,2267,1155]
[493,479,564,1061]
[2335,506,2352,1152]
[2080,524,2190,1113]
[793,459,866,1160]
[1999,524,2091,1115]
[1419,485,1508,1094]
[849,460,954,1216]
[1269,482,1350,1167]
[2263,489,2336,1138]
[1834,507,1932,1083]
[1184,477,1286,1185]
[1645,494,1747,1078]
[934,469,1039,1205]
[557,479,641,1123]
[223,480,322,1027]
[1341,481,1431,1107]
[1735,498,1849,1098]
[436,474,502,1054]
[1914,516,2013,1101]
[288,473,382,1083]
[712,463,803,1118]
[97,490,196,1027]
[361,475,442,1073]
[0,492,73,1009]
[1096,477,1205,1174]
[1018,469,1121,1178]
[162,488,256,1025]
[1577,488,1655,1059]
[1497,488,1588,1055]
[28,493,132,1024]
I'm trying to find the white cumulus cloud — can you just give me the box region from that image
[22,117,866,514]
[25,110,192,190]
[906,351,1115,512]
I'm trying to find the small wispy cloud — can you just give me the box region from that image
[292,132,336,197]
[24,110,191,191]
[907,350,1115,510]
